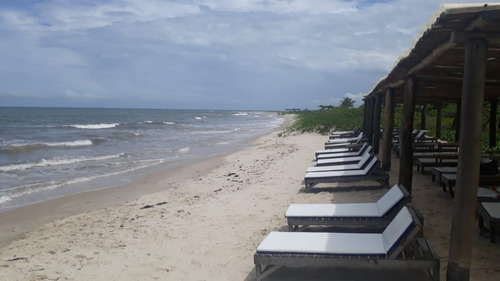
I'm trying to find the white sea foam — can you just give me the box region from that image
[6,139,94,151]
[44,140,94,147]
[177,147,190,153]
[163,121,175,125]
[194,117,202,120]
[0,153,125,172]
[233,112,249,116]
[0,195,12,204]
[66,123,120,129]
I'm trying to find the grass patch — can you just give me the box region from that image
[284,107,363,135]
[283,102,500,153]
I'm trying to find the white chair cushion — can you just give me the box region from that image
[382,207,413,253]
[317,155,363,165]
[477,187,498,198]
[481,202,500,219]
[257,231,385,255]
[286,203,380,218]
[307,163,360,172]
[305,158,376,178]
[376,185,404,215]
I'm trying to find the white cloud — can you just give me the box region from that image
[345,92,366,107]
[0,0,492,110]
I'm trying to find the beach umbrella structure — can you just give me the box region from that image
[363,4,500,281]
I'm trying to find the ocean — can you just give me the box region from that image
[0,107,285,211]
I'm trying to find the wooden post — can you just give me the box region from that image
[366,97,375,145]
[363,99,368,136]
[398,77,417,194]
[436,104,442,139]
[382,88,395,170]
[420,105,426,130]
[489,100,497,149]
[447,38,487,281]
[372,93,382,154]
[455,101,462,142]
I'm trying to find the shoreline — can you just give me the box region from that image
[1,119,498,280]
[0,114,292,249]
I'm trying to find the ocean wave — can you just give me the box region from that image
[141,120,176,125]
[176,147,190,153]
[65,123,120,129]
[0,158,170,206]
[0,153,126,172]
[1,139,105,153]
[233,112,249,116]
[0,195,12,204]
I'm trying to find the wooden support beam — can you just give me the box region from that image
[366,97,375,145]
[408,33,457,75]
[447,38,487,281]
[382,88,395,170]
[363,99,368,136]
[372,93,382,154]
[436,104,442,139]
[455,101,462,142]
[453,31,500,45]
[420,105,427,130]
[398,77,417,194]
[489,100,497,149]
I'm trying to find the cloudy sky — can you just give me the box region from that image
[0,0,489,110]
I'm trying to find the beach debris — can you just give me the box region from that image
[140,202,167,209]
[214,188,222,192]
[7,257,27,262]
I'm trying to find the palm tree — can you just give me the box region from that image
[339,97,355,108]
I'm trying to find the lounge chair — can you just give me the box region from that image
[329,127,360,139]
[440,173,500,198]
[316,143,371,160]
[304,157,389,191]
[316,148,372,166]
[315,143,365,158]
[415,158,457,174]
[254,206,439,280]
[325,133,364,144]
[478,202,500,243]
[307,152,373,173]
[325,138,366,150]
[286,184,412,231]
[477,187,499,202]
[431,166,457,182]
[393,130,437,157]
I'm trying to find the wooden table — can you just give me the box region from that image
[478,202,500,243]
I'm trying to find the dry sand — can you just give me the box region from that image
[0,125,499,280]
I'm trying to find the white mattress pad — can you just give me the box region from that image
[286,203,381,218]
[481,202,500,219]
[257,231,385,255]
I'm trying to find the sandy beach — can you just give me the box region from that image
[1,124,499,281]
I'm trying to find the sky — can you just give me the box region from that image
[0,0,491,110]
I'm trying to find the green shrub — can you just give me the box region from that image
[285,107,363,135]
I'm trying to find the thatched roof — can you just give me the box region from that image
[366,3,500,104]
